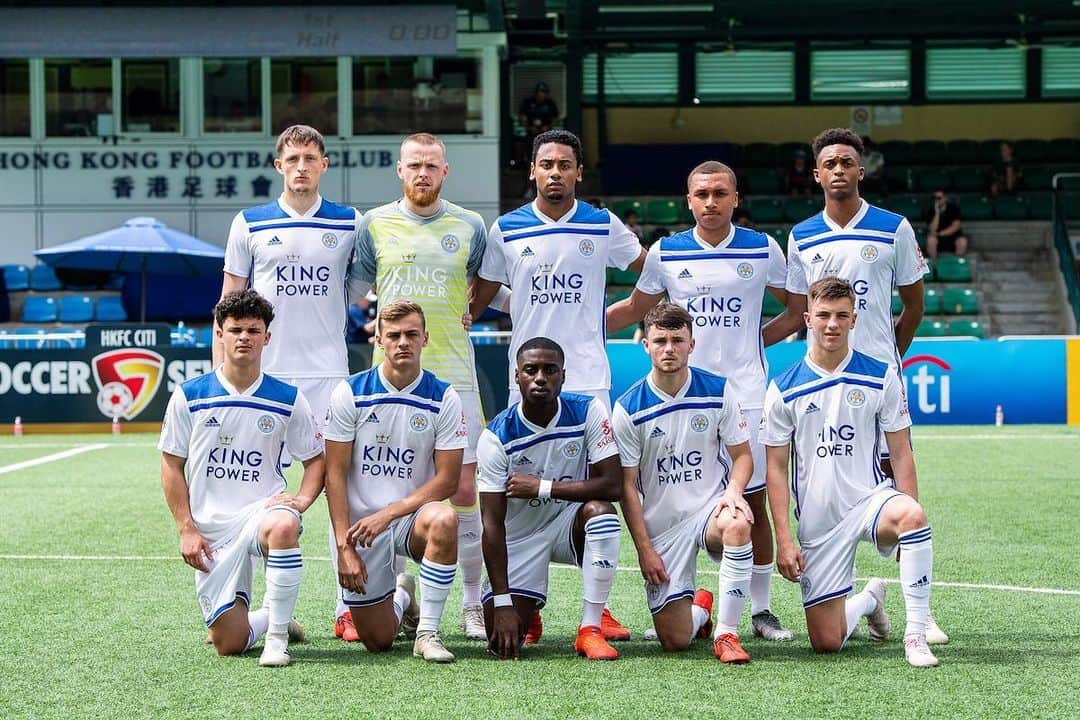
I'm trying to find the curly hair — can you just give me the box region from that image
[811,128,864,160]
[214,289,275,328]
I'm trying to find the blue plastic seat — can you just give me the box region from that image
[3,264,30,291]
[22,296,58,323]
[0,330,13,349]
[59,295,94,323]
[29,265,63,291]
[95,296,128,322]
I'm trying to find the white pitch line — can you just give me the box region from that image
[911,434,1079,441]
[0,443,109,475]
[1,553,1077,597]
[0,441,158,449]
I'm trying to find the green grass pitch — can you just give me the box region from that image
[2,426,1079,719]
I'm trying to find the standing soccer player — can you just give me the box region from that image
[352,133,489,639]
[607,161,794,641]
[471,129,644,642]
[612,303,756,663]
[219,124,366,642]
[160,290,325,667]
[477,338,625,660]
[323,301,467,662]
[762,278,939,668]
[763,128,947,645]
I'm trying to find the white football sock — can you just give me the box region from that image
[714,543,752,637]
[844,589,876,643]
[898,526,933,637]
[750,563,774,616]
[265,548,303,640]
[580,514,621,629]
[393,585,411,627]
[244,607,270,652]
[328,527,348,617]
[418,559,457,634]
[455,505,484,606]
[691,604,709,637]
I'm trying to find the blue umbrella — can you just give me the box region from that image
[35,217,224,321]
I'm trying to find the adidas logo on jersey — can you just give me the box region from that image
[521,246,535,257]
[364,412,380,424]
[805,403,820,414]
[678,268,693,279]
[514,455,533,466]
[591,559,615,569]
[267,236,282,246]
[725,588,745,598]
[811,253,825,264]
[649,426,666,439]
[204,416,220,427]
[909,574,930,589]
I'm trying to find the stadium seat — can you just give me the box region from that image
[942,287,978,315]
[945,139,982,165]
[977,139,1006,164]
[679,202,695,224]
[1015,139,1050,163]
[922,260,935,282]
[784,196,819,222]
[742,168,781,194]
[95,295,128,322]
[59,295,94,322]
[956,195,993,220]
[915,318,946,337]
[916,167,952,192]
[0,330,12,349]
[913,225,929,250]
[879,141,913,165]
[890,289,903,315]
[923,287,943,314]
[1022,166,1054,191]
[3,264,30,291]
[29,264,63,291]
[612,199,644,221]
[951,166,988,193]
[747,197,785,224]
[645,199,682,225]
[912,140,947,165]
[766,226,790,253]
[22,296,58,323]
[1025,193,1053,220]
[993,195,1029,220]
[104,274,126,291]
[778,142,812,162]
[886,165,915,193]
[935,256,973,283]
[740,143,778,168]
[762,292,785,317]
[607,267,638,286]
[884,194,926,223]
[946,320,985,338]
[1047,138,1080,162]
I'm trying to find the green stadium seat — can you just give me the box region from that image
[924,287,943,314]
[942,287,978,315]
[913,224,929,250]
[748,197,785,224]
[612,199,644,222]
[993,195,1029,220]
[945,139,982,165]
[646,199,682,225]
[879,141,913,165]
[884,194,927,223]
[977,139,1006,164]
[762,292,786,317]
[935,255,973,283]
[886,165,915,193]
[915,318,946,337]
[1061,192,1080,220]
[767,226,790,253]
[957,194,993,220]
[1022,166,1054,191]
[607,268,639,286]
[1015,139,1050,163]
[862,193,885,208]
[912,140,947,165]
[951,166,988,193]
[922,259,935,282]
[778,142,812,162]
[1026,192,1053,220]
[740,143,778,168]
[607,323,638,340]
[784,196,820,222]
[1047,138,1080,162]
[946,320,985,338]
[741,168,781,194]
[680,202,695,224]
[891,289,903,315]
[916,167,952,192]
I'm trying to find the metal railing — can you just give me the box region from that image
[1051,173,1080,329]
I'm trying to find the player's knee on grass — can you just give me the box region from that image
[807,623,845,654]
[656,625,692,653]
[209,608,251,656]
[352,608,397,653]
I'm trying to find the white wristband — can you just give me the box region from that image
[538,479,553,499]
[493,593,513,608]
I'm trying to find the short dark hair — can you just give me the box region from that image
[516,336,565,365]
[643,302,694,336]
[214,289,275,328]
[807,277,856,307]
[811,128,864,160]
[276,124,325,156]
[532,129,583,167]
[687,160,738,191]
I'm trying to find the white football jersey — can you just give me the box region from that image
[480,199,642,393]
[158,369,322,546]
[760,349,911,543]
[612,367,749,541]
[637,226,786,409]
[786,200,927,368]
[475,393,620,542]
[224,194,361,378]
[324,366,467,522]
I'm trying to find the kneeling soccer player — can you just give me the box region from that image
[324,300,467,663]
[612,302,755,663]
[159,289,325,667]
[478,337,624,660]
[761,277,939,668]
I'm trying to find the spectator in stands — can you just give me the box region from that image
[733,206,755,229]
[346,292,377,344]
[860,136,886,195]
[518,82,560,140]
[624,209,645,240]
[990,141,1020,196]
[926,189,969,261]
[784,149,813,197]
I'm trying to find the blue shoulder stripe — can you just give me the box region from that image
[790,213,829,241]
[314,200,357,221]
[845,351,890,379]
[497,204,543,232]
[242,201,288,224]
[658,229,698,253]
[254,374,298,406]
[857,205,903,234]
[772,360,821,394]
[181,372,229,402]
[728,227,769,250]
[569,202,611,225]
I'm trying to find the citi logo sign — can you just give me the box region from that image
[902,355,951,414]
